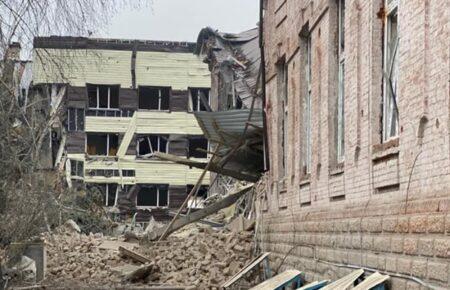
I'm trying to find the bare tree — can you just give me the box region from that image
[0,0,148,246]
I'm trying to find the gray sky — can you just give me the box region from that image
[102,0,260,42]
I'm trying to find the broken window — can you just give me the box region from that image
[67,108,85,131]
[139,86,170,110]
[87,84,119,109]
[86,133,119,156]
[122,170,135,177]
[136,135,169,157]
[186,184,209,208]
[337,0,345,162]
[189,88,210,112]
[277,60,288,177]
[188,136,208,158]
[136,184,169,207]
[300,34,313,174]
[382,0,399,141]
[70,160,84,177]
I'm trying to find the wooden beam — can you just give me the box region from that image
[153,152,260,182]
[146,184,254,241]
[119,246,151,264]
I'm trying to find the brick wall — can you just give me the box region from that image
[260,0,450,288]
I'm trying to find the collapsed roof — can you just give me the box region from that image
[195,27,261,110]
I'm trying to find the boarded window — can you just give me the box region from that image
[189,88,210,111]
[87,84,119,109]
[382,0,399,141]
[67,108,85,131]
[136,135,169,157]
[139,86,170,110]
[188,136,208,158]
[137,184,169,207]
[86,133,119,156]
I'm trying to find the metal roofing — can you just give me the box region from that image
[194,109,263,144]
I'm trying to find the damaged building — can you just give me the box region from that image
[189,27,265,186]
[259,0,450,289]
[32,36,213,221]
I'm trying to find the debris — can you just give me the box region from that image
[148,184,254,241]
[118,246,151,264]
[222,252,271,289]
[297,280,329,289]
[353,272,390,290]
[98,240,137,251]
[123,263,159,283]
[63,219,80,233]
[4,256,37,284]
[321,269,364,290]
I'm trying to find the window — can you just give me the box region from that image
[70,160,84,177]
[189,88,210,111]
[188,136,208,158]
[67,108,85,131]
[382,0,399,141]
[139,86,170,110]
[87,169,119,177]
[122,170,135,177]
[136,135,169,157]
[136,184,169,207]
[300,34,312,174]
[337,0,345,162]
[87,84,119,109]
[277,60,288,177]
[86,183,118,207]
[86,133,119,156]
[186,185,209,208]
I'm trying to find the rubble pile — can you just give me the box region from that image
[139,224,254,288]
[41,222,254,288]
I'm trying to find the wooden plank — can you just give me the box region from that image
[321,269,364,290]
[222,252,271,288]
[296,280,329,290]
[353,272,389,290]
[249,269,302,290]
[119,246,151,264]
[117,112,137,157]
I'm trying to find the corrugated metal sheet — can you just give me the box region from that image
[33,49,133,87]
[194,109,263,142]
[136,51,210,90]
[68,154,210,186]
[85,111,203,135]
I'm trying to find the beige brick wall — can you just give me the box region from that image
[260,0,450,288]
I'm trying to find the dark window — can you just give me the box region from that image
[87,84,120,109]
[86,133,118,156]
[186,185,209,199]
[122,170,135,177]
[136,135,169,157]
[67,108,85,131]
[188,136,208,158]
[137,186,158,206]
[137,184,169,207]
[139,86,170,110]
[70,160,84,177]
[106,184,118,207]
[190,88,210,111]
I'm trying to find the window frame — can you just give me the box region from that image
[86,133,119,157]
[136,135,169,158]
[87,84,120,110]
[67,108,85,132]
[70,159,84,178]
[277,59,289,178]
[382,0,399,142]
[136,184,169,208]
[105,183,118,207]
[138,86,171,111]
[189,87,211,112]
[336,0,346,163]
[304,35,312,174]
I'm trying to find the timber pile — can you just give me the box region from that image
[41,222,254,288]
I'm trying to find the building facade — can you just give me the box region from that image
[260,0,449,288]
[33,37,212,220]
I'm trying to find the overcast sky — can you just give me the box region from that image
[102,0,260,42]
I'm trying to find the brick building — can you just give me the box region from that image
[259,0,449,288]
[32,36,212,221]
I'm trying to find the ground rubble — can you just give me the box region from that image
[40,221,254,289]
